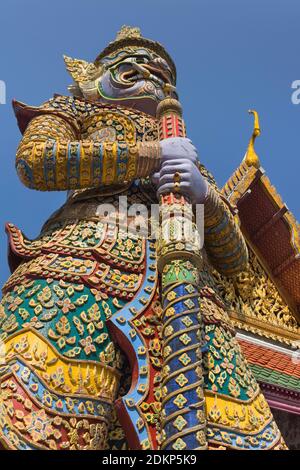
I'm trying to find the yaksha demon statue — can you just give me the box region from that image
[0,26,287,450]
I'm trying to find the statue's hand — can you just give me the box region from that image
[160,137,198,164]
[152,137,208,204]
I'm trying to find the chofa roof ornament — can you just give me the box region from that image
[244,109,261,169]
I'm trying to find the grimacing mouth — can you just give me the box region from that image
[114,62,173,87]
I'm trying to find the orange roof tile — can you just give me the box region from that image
[239,340,300,379]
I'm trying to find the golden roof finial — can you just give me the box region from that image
[115,25,141,41]
[244,109,261,168]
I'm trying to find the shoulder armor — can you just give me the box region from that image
[5,222,43,272]
[12,95,82,135]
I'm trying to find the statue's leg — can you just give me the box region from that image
[199,285,287,450]
[0,273,124,450]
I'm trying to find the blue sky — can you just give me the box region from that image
[0,0,299,287]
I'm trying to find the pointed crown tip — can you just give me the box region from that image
[115,26,142,41]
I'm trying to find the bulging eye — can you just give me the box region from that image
[152,57,169,70]
[138,57,149,64]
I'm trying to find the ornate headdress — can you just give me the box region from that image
[64,26,176,97]
[94,26,176,81]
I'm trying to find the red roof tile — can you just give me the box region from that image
[239,339,300,379]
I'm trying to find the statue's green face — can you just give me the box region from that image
[97,47,176,114]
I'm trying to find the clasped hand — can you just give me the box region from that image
[151,137,208,204]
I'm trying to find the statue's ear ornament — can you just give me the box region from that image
[63,55,104,99]
[63,55,101,82]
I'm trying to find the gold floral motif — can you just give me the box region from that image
[173,415,188,431]
[212,250,300,342]
[173,394,187,409]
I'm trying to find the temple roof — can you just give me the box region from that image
[239,338,300,413]
[240,339,300,385]
[222,114,300,324]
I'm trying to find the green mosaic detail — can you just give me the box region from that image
[162,260,199,286]
[0,278,125,365]
[203,324,259,400]
[250,364,300,392]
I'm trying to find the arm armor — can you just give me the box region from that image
[14,97,160,191]
[204,184,248,276]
